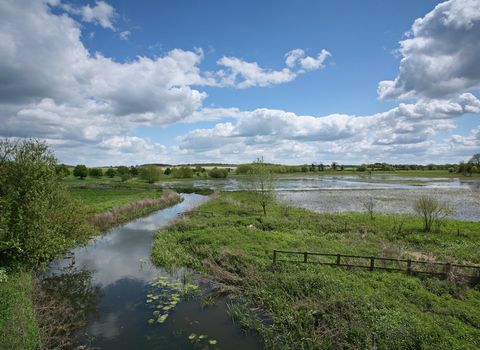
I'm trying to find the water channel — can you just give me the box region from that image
[43,194,264,350]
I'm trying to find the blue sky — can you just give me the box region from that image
[1,0,479,166]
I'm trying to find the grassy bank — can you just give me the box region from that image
[151,191,480,349]
[0,270,42,350]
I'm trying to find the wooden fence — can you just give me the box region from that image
[273,249,480,278]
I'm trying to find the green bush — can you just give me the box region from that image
[55,164,70,178]
[105,168,116,178]
[139,164,162,183]
[129,166,139,176]
[121,173,132,182]
[236,164,254,174]
[0,138,93,266]
[88,167,103,178]
[116,166,130,175]
[73,164,87,179]
[209,167,228,178]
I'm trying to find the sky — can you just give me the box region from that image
[1,0,479,166]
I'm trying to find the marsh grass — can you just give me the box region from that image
[88,188,181,230]
[151,191,480,349]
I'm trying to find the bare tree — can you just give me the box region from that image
[361,196,376,219]
[413,195,454,232]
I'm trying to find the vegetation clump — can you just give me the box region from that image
[140,164,162,183]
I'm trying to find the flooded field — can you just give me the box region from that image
[163,175,480,221]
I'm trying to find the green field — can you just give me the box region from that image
[151,191,480,350]
[68,186,164,214]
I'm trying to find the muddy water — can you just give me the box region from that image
[44,194,263,350]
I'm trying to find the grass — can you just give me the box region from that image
[68,186,165,214]
[151,191,480,349]
[0,270,42,350]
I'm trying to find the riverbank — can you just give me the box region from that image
[1,187,184,349]
[151,191,480,349]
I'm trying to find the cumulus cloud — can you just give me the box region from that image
[63,0,118,30]
[175,94,480,163]
[119,31,130,40]
[216,57,297,88]
[378,0,480,100]
[285,49,331,70]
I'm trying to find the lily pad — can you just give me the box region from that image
[163,306,171,310]
[188,333,196,340]
[146,299,152,303]
[147,319,155,324]
[157,314,168,323]
[208,340,217,345]
[199,335,208,339]
[147,294,153,298]
[153,311,160,316]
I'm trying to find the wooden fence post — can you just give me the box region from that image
[273,249,277,264]
[304,251,308,263]
[370,256,375,271]
[336,254,341,266]
[407,259,412,275]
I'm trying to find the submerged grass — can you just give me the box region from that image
[151,191,480,349]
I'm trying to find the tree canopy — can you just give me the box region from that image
[0,138,93,266]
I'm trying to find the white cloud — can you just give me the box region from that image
[378,0,480,100]
[285,49,331,70]
[63,1,118,30]
[119,31,130,40]
[216,57,297,88]
[175,94,480,164]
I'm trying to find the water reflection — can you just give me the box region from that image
[47,194,264,350]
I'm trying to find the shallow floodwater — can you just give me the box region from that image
[43,194,263,350]
[163,175,480,221]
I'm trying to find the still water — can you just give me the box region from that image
[44,194,263,350]
[162,175,480,191]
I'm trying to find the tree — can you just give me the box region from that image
[331,162,338,170]
[241,156,279,215]
[469,153,480,167]
[180,166,194,178]
[105,168,116,178]
[209,167,228,178]
[139,164,162,183]
[129,166,139,176]
[236,164,254,174]
[361,196,376,219]
[89,167,103,178]
[0,138,93,265]
[73,164,88,179]
[164,167,171,175]
[55,164,70,178]
[413,195,453,232]
[116,166,129,176]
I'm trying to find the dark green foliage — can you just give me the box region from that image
[208,167,228,178]
[105,168,116,178]
[55,164,70,178]
[171,166,194,178]
[236,164,254,174]
[164,167,171,175]
[73,164,87,179]
[0,138,93,266]
[116,166,129,175]
[129,166,139,176]
[88,167,103,178]
[356,164,368,172]
[121,173,132,182]
[139,164,162,183]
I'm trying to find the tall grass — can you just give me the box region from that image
[88,188,181,230]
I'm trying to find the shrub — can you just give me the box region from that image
[55,164,70,178]
[164,168,171,175]
[73,164,87,179]
[413,195,453,232]
[209,167,228,179]
[129,166,139,176]
[0,138,93,265]
[88,167,103,178]
[116,166,129,175]
[139,164,162,183]
[236,164,254,174]
[121,173,132,182]
[105,168,116,178]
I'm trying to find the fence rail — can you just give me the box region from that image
[273,249,480,277]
